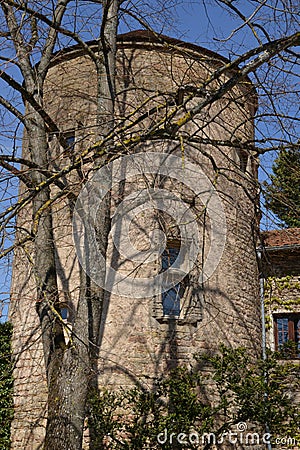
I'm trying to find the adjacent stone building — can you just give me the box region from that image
[9,31,261,449]
[262,228,300,357]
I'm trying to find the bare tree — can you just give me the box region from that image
[0,1,299,449]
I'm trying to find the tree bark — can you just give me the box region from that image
[44,1,120,448]
[85,2,119,448]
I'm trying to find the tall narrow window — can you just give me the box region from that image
[274,314,300,357]
[58,303,72,323]
[64,130,75,152]
[236,148,248,173]
[60,307,69,321]
[152,240,202,325]
[63,129,76,156]
[161,245,183,317]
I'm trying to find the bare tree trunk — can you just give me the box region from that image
[2,1,96,445]
[85,2,120,448]
[25,103,84,450]
[90,0,119,365]
[26,106,81,449]
[44,1,119,448]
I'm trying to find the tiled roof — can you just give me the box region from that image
[262,228,300,247]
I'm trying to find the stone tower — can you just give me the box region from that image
[9,31,260,449]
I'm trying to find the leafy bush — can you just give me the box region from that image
[88,346,300,449]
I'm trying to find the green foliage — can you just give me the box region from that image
[0,322,13,450]
[88,369,215,449]
[199,345,300,438]
[264,276,300,311]
[264,146,300,228]
[277,340,300,360]
[89,346,300,449]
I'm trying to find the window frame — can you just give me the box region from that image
[161,242,183,318]
[236,148,248,173]
[152,239,202,325]
[273,313,300,358]
[60,306,69,321]
[64,130,76,151]
[58,303,73,324]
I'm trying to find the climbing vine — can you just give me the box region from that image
[265,275,300,310]
[264,275,300,354]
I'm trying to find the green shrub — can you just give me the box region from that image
[88,346,300,449]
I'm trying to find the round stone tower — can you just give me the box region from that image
[10,30,260,449]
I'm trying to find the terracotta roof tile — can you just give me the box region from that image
[262,228,300,247]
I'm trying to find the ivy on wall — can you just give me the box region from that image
[265,275,300,310]
[264,275,300,355]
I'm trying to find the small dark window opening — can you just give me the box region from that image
[274,314,300,358]
[64,131,75,151]
[60,306,69,321]
[237,149,248,173]
[161,243,184,317]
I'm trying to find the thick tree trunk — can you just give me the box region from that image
[24,96,88,449]
[86,2,119,448]
[44,346,90,450]
[2,0,91,444]
[18,2,119,448]
[43,1,119,446]
[26,110,92,450]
